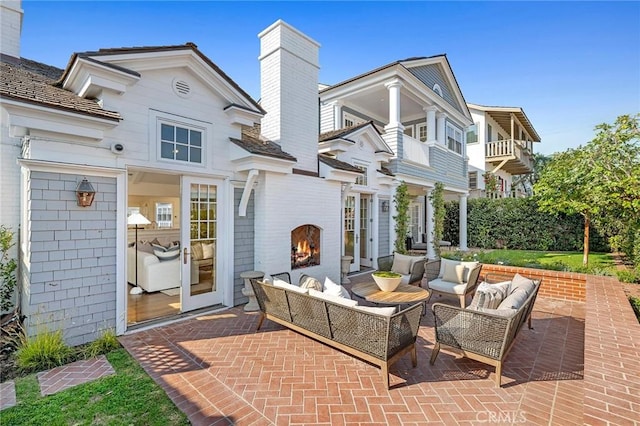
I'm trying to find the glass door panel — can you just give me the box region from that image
[181,177,222,312]
[359,195,371,267]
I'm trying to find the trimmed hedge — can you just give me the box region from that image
[444,197,609,252]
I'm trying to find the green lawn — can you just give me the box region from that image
[2,349,189,426]
[447,249,618,275]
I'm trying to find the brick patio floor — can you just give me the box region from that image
[119,273,587,425]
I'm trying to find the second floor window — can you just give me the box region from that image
[343,112,365,128]
[466,123,478,143]
[446,125,463,154]
[160,123,202,163]
[416,123,428,142]
[355,164,368,186]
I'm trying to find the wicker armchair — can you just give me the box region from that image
[430,276,541,387]
[377,254,425,286]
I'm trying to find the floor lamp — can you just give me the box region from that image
[128,212,151,295]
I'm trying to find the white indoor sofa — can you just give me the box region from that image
[127,247,198,292]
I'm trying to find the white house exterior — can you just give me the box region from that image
[319,56,474,259]
[466,103,541,198]
[0,6,382,344]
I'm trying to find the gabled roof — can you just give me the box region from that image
[0,54,121,121]
[318,121,376,142]
[59,43,264,114]
[229,124,296,161]
[467,103,541,142]
[318,154,364,173]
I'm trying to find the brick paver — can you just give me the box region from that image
[0,380,16,410]
[37,355,115,396]
[120,273,589,425]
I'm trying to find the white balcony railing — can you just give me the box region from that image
[402,135,430,167]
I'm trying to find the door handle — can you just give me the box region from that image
[184,247,189,264]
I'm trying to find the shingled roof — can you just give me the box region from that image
[229,124,296,161]
[318,121,376,142]
[0,54,121,121]
[318,154,365,173]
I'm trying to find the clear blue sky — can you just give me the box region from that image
[19,1,640,155]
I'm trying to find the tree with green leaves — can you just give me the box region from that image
[534,114,640,266]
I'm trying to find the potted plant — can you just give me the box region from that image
[372,270,402,292]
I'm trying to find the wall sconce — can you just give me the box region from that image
[381,200,389,212]
[75,178,96,207]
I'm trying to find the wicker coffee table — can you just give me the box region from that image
[351,281,429,312]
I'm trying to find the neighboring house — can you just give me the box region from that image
[319,56,474,259]
[466,104,541,198]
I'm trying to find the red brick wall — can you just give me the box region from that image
[480,264,587,302]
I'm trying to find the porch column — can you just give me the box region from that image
[384,79,404,130]
[459,194,468,251]
[437,112,447,145]
[332,100,343,129]
[425,106,437,142]
[425,188,436,259]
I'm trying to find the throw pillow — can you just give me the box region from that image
[273,278,308,294]
[203,242,214,259]
[154,248,180,261]
[437,258,459,278]
[309,288,358,307]
[509,273,537,296]
[137,242,155,254]
[442,263,466,284]
[191,243,204,261]
[391,253,413,275]
[469,281,510,309]
[497,288,529,310]
[323,276,351,299]
[299,274,323,291]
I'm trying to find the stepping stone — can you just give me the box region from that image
[0,380,16,410]
[37,355,115,396]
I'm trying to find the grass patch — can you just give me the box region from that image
[2,349,189,426]
[446,249,617,275]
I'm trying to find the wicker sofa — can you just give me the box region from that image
[430,274,541,387]
[249,277,423,389]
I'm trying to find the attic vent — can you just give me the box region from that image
[172,78,192,98]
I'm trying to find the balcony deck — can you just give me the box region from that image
[485,139,534,175]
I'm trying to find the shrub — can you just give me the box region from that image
[617,269,640,284]
[83,328,120,358]
[630,297,640,322]
[15,327,73,373]
[0,225,18,313]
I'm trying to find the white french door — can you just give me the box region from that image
[180,176,223,312]
[344,194,371,272]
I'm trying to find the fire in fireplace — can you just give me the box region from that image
[291,224,320,269]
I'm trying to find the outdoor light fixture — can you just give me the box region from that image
[75,178,96,207]
[127,212,151,295]
[381,200,389,212]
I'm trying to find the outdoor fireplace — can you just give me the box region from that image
[291,224,320,269]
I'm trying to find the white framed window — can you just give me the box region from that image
[487,124,493,142]
[343,112,365,128]
[466,123,478,144]
[416,123,428,142]
[354,163,368,186]
[160,122,203,163]
[446,124,463,154]
[469,171,478,189]
[155,202,173,228]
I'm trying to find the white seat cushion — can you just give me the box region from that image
[428,278,468,295]
[309,288,358,307]
[273,278,308,294]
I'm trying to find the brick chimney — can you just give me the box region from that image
[0,1,23,58]
[258,20,320,174]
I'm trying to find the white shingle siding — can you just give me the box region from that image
[260,21,320,174]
